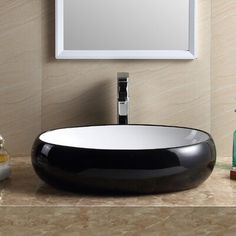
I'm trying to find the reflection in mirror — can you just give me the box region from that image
[56,0,197,59]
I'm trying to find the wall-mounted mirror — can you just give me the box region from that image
[56,0,197,59]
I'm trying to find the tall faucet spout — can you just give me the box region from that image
[117,72,129,125]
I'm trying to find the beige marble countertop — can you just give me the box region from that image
[0,156,235,207]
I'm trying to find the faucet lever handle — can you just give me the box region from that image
[117,72,129,101]
[117,72,129,80]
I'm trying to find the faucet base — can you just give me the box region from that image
[118,116,128,125]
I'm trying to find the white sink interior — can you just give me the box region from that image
[39,125,210,150]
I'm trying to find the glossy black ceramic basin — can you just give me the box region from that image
[32,125,216,194]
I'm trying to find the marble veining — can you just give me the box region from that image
[0,156,235,206]
[0,207,236,236]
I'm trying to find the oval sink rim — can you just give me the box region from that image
[37,124,213,151]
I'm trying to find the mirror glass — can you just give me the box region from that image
[56,0,197,59]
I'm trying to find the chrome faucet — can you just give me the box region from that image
[117,72,129,125]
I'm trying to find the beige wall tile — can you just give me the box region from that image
[0,0,42,156]
[212,0,236,156]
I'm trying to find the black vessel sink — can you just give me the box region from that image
[32,125,216,194]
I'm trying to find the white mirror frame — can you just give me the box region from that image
[55,0,197,60]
